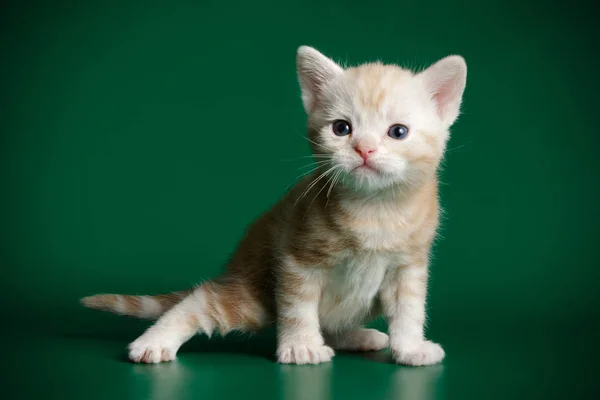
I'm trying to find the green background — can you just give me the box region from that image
[2,0,599,399]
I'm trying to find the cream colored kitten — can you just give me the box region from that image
[82,46,467,366]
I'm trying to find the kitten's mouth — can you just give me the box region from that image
[353,163,379,173]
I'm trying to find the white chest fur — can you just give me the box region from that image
[319,252,391,331]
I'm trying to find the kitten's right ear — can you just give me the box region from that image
[296,46,343,114]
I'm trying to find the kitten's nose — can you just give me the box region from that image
[354,145,377,161]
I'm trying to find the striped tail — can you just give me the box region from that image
[80,289,192,320]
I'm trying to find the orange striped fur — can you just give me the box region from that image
[82,46,466,366]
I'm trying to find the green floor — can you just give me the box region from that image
[5,318,599,400]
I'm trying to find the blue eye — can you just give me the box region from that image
[332,120,352,136]
[388,124,409,140]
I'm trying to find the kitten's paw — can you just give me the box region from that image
[392,340,445,366]
[128,333,181,364]
[329,328,389,351]
[277,343,335,365]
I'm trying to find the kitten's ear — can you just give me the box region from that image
[296,46,343,113]
[419,55,467,126]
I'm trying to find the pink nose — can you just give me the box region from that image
[354,145,377,161]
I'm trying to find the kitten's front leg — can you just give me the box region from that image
[380,256,445,366]
[276,261,334,365]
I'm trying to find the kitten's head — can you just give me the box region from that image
[296,46,467,193]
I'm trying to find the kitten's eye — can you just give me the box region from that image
[332,120,352,136]
[388,124,409,140]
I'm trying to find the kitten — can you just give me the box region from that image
[81,46,467,366]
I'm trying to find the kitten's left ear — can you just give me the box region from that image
[419,55,467,126]
[296,46,344,114]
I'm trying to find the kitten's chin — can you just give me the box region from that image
[352,163,380,176]
[336,160,423,194]
[343,166,424,195]
[344,169,397,193]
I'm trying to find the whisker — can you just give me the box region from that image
[329,169,343,198]
[297,160,330,170]
[279,154,332,162]
[325,169,343,208]
[304,165,342,218]
[303,136,336,152]
[295,164,338,206]
[446,141,471,152]
[296,164,326,180]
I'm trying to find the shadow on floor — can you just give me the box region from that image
[59,312,278,363]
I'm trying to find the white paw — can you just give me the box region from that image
[277,343,335,365]
[392,340,445,366]
[128,333,181,364]
[330,329,389,351]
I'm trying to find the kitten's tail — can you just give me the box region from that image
[80,289,192,320]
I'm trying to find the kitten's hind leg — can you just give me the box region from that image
[128,279,269,363]
[325,328,389,352]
